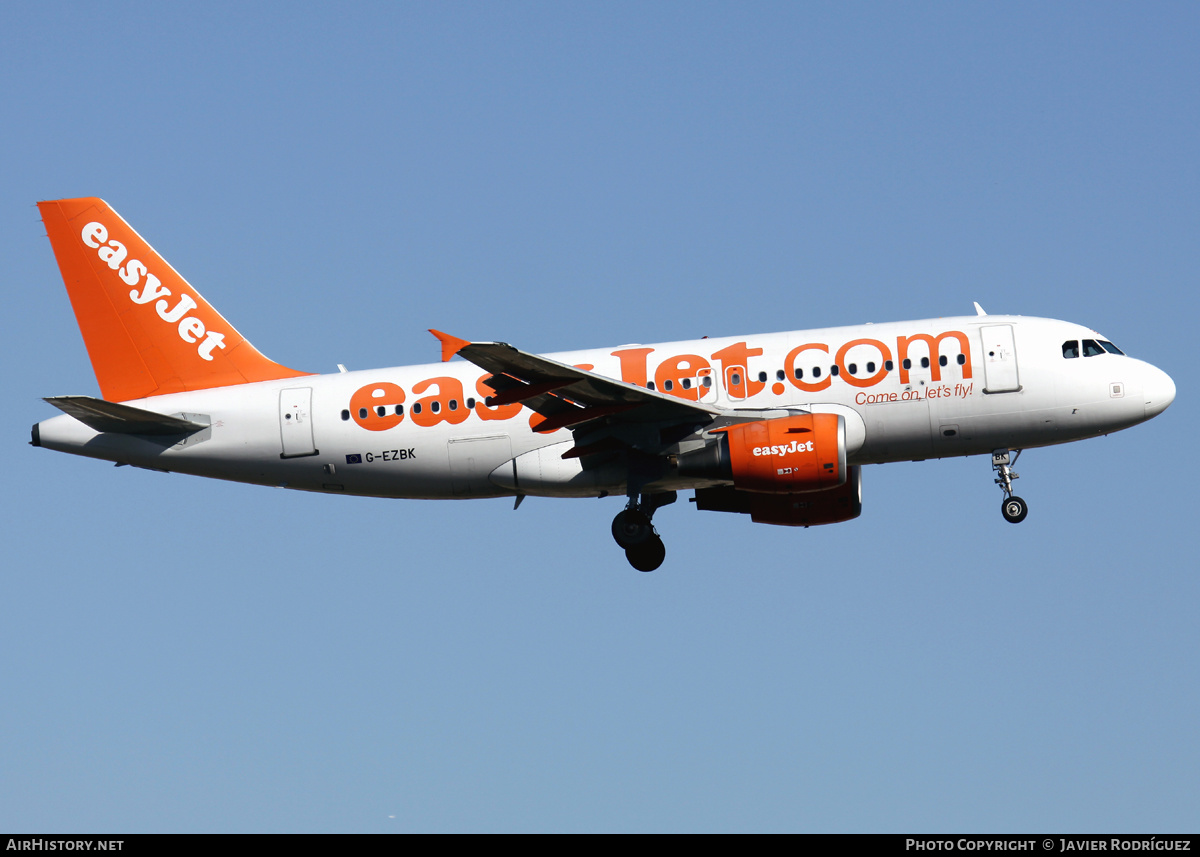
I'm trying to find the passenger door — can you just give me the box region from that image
[279,387,318,458]
[980,325,1021,393]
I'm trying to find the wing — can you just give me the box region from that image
[429,330,811,469]
[430,330,722,452]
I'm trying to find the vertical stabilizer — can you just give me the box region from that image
[38,198,310,402]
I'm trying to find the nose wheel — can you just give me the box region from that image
[992,449,1028,524]
[612,492,675,571]
[1001,495,1028,523]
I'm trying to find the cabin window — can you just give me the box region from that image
[413,403,422,414]
[395,405,404,415]
[921,357,930,369]
[448,399,458,411]
[681,378,691,389]
[730,373,741,386]
[848,363,858,375]
[702,376,712,388]
[467,398,476,409]
[812,366,821,378]
[794,367,803,380]
[358,408,368,419]
[757,371,767,383]
[939,355,948,367]
[376,406,387,417]
[957,354,966,365]
[341,409,350,421]
[1083,339,1106,357]
[663,379,674,391]
[866,361,875,373]
[431,401,441,413]
[1062,341,1080,359]
[885,360,894,371]
[902,359,911,370]
[830,365,839,376]
[776,369,785,381]
[647,381,656,390]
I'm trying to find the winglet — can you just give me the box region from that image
[429,329,471,362]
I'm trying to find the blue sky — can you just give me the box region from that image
[2,2,1196,832]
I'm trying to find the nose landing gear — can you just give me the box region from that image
[612,491,675,571]
[992,449,1028,523]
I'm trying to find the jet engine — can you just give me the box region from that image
[676,413,847,493]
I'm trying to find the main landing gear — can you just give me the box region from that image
[612,491,675,571]
[992,449,1028,524]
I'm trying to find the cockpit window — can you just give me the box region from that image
[1062,341,1079,359]
[1083,339,1106,357]
[1099,340,1124,355]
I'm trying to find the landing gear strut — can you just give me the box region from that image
[992,449,1028,523]
[612,491,675,571]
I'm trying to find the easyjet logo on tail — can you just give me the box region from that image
[81,222,227,361]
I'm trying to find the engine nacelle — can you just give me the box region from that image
[693,466,863,527]
[677,413,847,494]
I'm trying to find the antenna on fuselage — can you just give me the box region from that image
[973,302,987,316]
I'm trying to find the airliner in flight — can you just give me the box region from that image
[31,198,1176,570]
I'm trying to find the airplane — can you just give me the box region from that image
[31,198,1176,571]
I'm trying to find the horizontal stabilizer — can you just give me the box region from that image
[44,396,205,436]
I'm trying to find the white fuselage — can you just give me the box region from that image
[35,315,1175,500]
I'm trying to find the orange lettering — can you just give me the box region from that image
[895,331,972,384]
[835,338,893,388]
[710,342,765,398]
[349,382,406,431]
[411,376,469,427]
[783,343,832,393]
[473,375,523,421]
[611,347,654,387]
[653,354,710,401]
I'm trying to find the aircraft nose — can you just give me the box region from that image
[1144,365,1176,419]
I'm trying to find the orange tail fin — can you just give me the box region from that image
[38,198,311,402]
